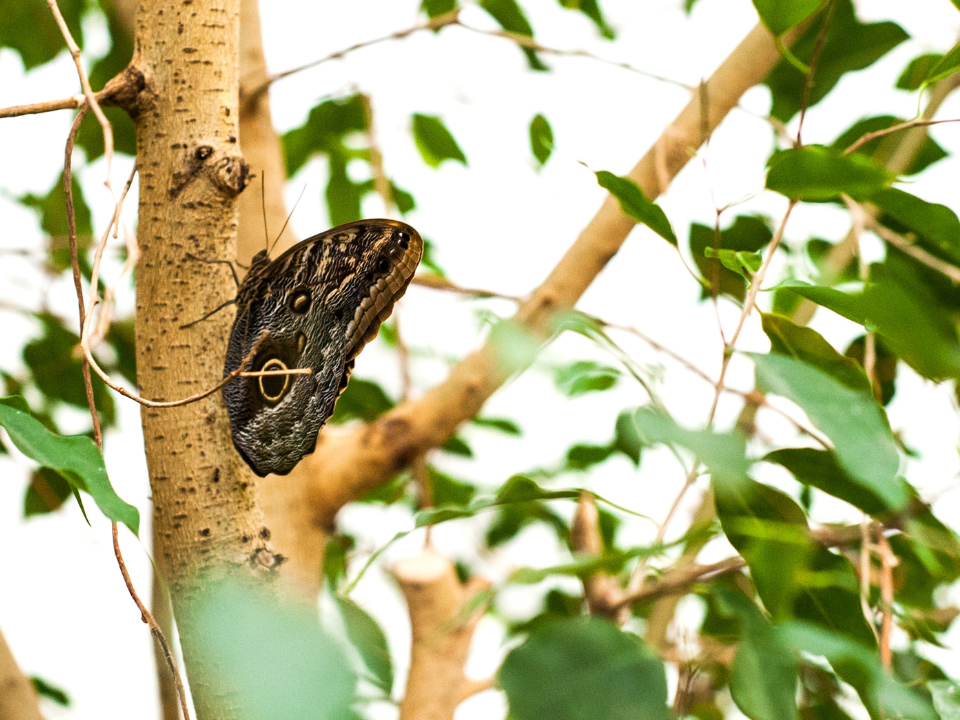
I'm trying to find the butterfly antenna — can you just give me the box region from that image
[261,169,269,254]
[180,298,237,329]
[269,184,307,257]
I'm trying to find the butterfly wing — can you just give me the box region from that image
[223,219,423,476]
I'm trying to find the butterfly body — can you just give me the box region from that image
[223,219,423,477]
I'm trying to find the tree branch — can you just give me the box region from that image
[0,626,43,720]
[266,20,809,592]
[395,550,490,720]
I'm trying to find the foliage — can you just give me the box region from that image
[4,0,960,718]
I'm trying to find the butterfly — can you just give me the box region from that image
[222,219,423,477]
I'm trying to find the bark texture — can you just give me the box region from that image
[396,551,490,720]
[129,0,280,717]
[0,628,42,720]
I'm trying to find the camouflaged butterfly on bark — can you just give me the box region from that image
[222,219,423,477]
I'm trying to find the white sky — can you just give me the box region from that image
[2,1,960,718]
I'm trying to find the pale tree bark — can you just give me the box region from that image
[396,551,490,720]
[125,0,282,717]
[0,627,43,720]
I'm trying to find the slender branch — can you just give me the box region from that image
[47,0,114,181]
[112,524,191,720]
[844,117,960,156]
[795,0,836,146]
[0,95,86,119]
[80,330,277,408]
[878,530,896,670]
[616,557,747,610]
[58,48,191,719]
[248,10,462,99]
[411,274,523,302]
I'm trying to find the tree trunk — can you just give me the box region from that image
[128,0,281,716]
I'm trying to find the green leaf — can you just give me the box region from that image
[763,447,906,515]
[630,407,750,483]
[23,313,116,428]
[0,397,139,534]
[565,443,614,471]
[703,247,762,280]
[326,152,363,225]
[929,680,960,720]
[864,261,960,381]
[30,676,70,707]
[750,353,907,509]
[778,281,866,324]
[471,416,521,435]
[411,114,467,168]
[764,0,908,122]
[760,313,871,394]
[330,378,395,423]
[334,596,393,693]
[782,623,937,720]
[555,360,619,396]
[766,145,891,201]
[613,410,642,465]
[924,39,960,85]
[24,466,72,517]
[193,581,357,720]
[690,215,773,302]
[441,435,473,457]
[557,0,615,39]
[500,617,671,720]
[832,115,947,176]
[714,477,875,645]
[871,187,960,265]
[596,171,677,245]
[0,0,85,70]
[282,94,368,177]
[421,0,457,18]
[731,618,799,720]
[21,171,93,242]
[897,53,944,91]
[752,0,823,35]
[529,114,553,166]
[479,0,548,71]
[429,467,477,507]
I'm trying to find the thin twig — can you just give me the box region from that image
[0,95,86,119]
[112,524,191,720]
[411,274,522,302]
[59,58,191,719]
[47,0,114,182]
[251,10,462,98]
[844,118,960,156]
[361,93,393,214]
[616,557,746,609]
[795,0,836,146]
[878,530,896,670]
[80,330,291,408]
[859,518,881,647]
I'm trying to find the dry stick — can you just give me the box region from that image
[411,274,523,302]
[844,117,960,156]
[0,95,86,119]
[0,626,43,720]
[361,93,394,214]
[251,10,462,98]
[61,102,193,720]
[616,557,747,610]
[47,0,114,183]
[878,531,896,670]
